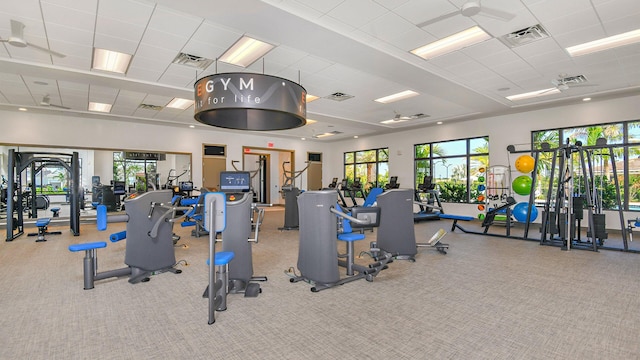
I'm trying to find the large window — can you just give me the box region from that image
[414,136,489,203]
[113,152,159,192]
[343,148,389,191]
[532,121,639,211]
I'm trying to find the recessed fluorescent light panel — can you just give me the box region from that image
[166,97,195,110]
[566,29,640,57]
[305,119,317,124]
[306,94,319,102]
[92,48,132,74]
[506,88,560,101]
[374,90,419,104]
[219,35,275,67]
[88,102,112,113]
[411,26,491,60]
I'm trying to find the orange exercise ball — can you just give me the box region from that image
[515,155,535,173]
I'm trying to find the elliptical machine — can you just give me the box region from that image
[278,161,310,230]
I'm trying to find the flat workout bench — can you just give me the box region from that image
[438,214,474,232]
[28,218,62,242]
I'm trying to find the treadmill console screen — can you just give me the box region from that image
[220,171,251,193]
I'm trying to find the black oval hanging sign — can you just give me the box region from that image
[194,73,307,131]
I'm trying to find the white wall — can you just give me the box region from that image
[2,94,639,228]
[0,110,326,194]
[328,94,640,227]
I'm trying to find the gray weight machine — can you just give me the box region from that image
[377,188,449,259]
[537,138,626,251]
[96,190,185,284]
[207,171,267,297]
[6,149,81,241]
[290,190,393,292]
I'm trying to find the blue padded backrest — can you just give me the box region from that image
[96,205,107,231]
[363,187,383,207]
[335,203,353,234]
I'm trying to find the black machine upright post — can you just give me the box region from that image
[69,151,81,236]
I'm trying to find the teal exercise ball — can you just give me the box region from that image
[512,202,538,222]
[512,175,532,196]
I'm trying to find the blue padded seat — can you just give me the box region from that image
[439,214,474,232]
[338,232,365,242]
[50,207,61,217]
[439,214,474,221]
[35,218,51,227]
[68,241,107,252]
[206,251,235,266]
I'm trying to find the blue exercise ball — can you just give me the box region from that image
[512,202,538,222]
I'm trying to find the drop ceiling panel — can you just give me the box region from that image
[95,16,146,51]
[140,28,190,52]
[41,0,97,14]
[595,0,640,23]
[97,0,154,24]
[394,0,458,25]
[292,0,345,14]
[523,0,594,23]
[147,6,201,37]
[41,2,96,33]
[326,0,388,29]
[359,12,416,43]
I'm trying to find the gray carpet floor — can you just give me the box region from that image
[1,207,639,359]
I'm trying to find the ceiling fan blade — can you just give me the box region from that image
[478,6,516,21]
[26,41,66,58]
[10,19,25,38]
[416,10,460,28]
[49,103,71,109]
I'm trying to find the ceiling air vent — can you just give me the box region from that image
[172,52,214,70]
[139,104,163,111]
[324,92,354,102]
[500,24,549,48]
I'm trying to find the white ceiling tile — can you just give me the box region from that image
[524,0,594,23]
[148,6,202,38]
[97,0,154,24]
[461,38,510,59]
[327,0,388,29]
[41,2,96,32]
[393,0,458,25]
[360,12,416,44]
[264,46,308,67]
[46,24,94,49]
[602,15,640,36]
[389,28,438,52]
[190,21,243,48]
[595,0,640,23]
[421,14,477,39]
[541,8,601,37]
[374,0,410,10]
[292,0,344,14]
[291,55,334,74]
[140,28,189,52]
[126,66,163,82]
[93,33,139,55]
[552,24,608,48]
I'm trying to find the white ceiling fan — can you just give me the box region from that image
[417,1,516,28]
[40,94,70,109]
[0,19,66,58]
[551,74,597,91]
[382,111,430,124]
